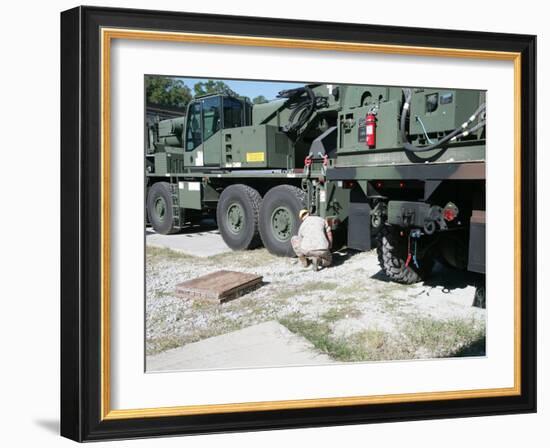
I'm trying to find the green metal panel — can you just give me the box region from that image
[341,85,389,109]
[326,161,486,182]
[203,130,222,166]
[157,117,185,147]
[184,145,203,168]
[409,89,480,135]
[376,99,402,149]
[202,183,220,203]
[335,87,485,167]
[153,153,169,175]
[178,181,202,210]
[252,99,287,124]
[222,126,263,168]
[387,201,430,227]
[319,180,350,223]
[166,148,184,173]
[338,105,369,152]
[221,125,291,168]
[336,144,485,167]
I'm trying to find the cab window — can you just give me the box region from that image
[185,102,202,151]
[223,97,243,128]
[202,96,221,141]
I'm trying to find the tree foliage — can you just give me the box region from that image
[252,95,268,104]
[146,77,192,109]
[194,80,237,97]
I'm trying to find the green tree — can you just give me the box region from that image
[146,77,192,109]
[194,80,237,97]
[252,95,268,104]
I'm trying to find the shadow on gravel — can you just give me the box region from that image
[330,248,362,267]
[453,335,486,357]
[146,219,218,236]
[369,270,393,282]
[370,262,484,296]
[423,263,481,292]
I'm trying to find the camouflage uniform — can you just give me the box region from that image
[291,215,332,267]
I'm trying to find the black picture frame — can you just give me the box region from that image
[61,5,536,442]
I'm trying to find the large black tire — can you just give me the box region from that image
[259,185,306,257]
[376,226,434,284]
[147,182,178,235]
[216,184,262,250]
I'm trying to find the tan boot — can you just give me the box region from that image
[312,257,319,271]
[298,255,309,268]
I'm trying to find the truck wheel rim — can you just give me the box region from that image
[271,206,293,242]
[227,202,245,234]
[154,197,167,223]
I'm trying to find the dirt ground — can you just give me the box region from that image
[146,240,486,365]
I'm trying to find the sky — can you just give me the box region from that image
[176,77,304,101]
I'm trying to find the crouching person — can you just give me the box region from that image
[291,209,333,271]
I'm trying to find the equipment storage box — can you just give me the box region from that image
[221,125,293,169]
[409,89,481,135]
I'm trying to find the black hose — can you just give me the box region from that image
[280,86,317,134]
[450,120,486,142]
[400,88,485,152]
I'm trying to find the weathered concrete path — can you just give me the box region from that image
[146,321,334,371]
[146,226,231,257]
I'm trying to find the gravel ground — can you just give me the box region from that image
[146,245,486,363]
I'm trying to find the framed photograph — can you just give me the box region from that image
[60,6,536,441]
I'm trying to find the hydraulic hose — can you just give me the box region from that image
[280,86,317,134]
[450,120,486,142]
[400,88,486,152]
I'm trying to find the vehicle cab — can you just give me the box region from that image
[183,93,252,168]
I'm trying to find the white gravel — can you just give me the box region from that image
[146,245,486,360]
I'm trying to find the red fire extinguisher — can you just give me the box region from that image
[366,113,376,148]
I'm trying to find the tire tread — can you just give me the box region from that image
[217,184,262,250]
[147,182,178,235]
[259,185,306,256]
[376,226,433,284]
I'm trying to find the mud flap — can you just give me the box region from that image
[347,202,372,251]
[468,210,485,273]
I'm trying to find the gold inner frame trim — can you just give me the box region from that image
[100,27,522,421]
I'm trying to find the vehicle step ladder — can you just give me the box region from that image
[170,182,182,232]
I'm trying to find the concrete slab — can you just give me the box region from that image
[146,226,231,257]
[146,321,334,372]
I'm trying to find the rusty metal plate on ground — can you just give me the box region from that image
[175,270,263,303]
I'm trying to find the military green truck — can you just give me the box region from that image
[146,83,486,288]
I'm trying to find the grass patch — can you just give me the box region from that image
[299,281,339,292]
[400,316,486,358]
[271,288,301,302]
[146,245,194,261]
[279,312,486,363]
[271,281,339,303]
[153,289,173,299]
[279,313,402,362]
[379,294,405,313]
[336,282,367,296]
[146,335,183,355]
[321,306,362,323]
[190,299,219,312]
[279,313,359,361]
[346,330,414,361]
[223,295,274,318]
